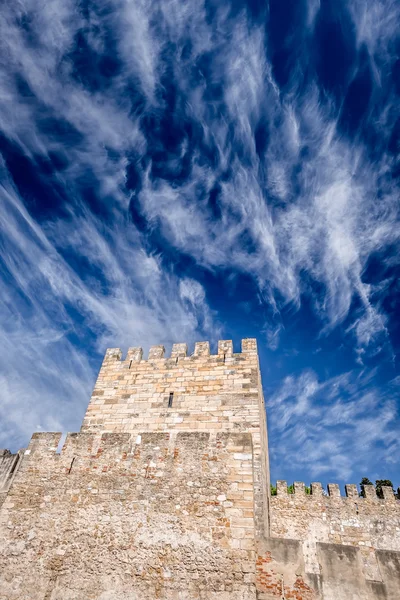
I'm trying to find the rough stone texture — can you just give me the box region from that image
[0,337,399,599]
[81,338,269,536]
[264,482,400,598]
[271,482,400,553]
[0,430,256,599]
[0,449,23,509]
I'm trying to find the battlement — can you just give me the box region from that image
[269,478,400,572]
[274,480,399,502]
[0,449,23,498]
[81,338,263,438]
[102,338,258,366]
[1,334,400,599]
[0,428,258,600]
[18,429,254,473]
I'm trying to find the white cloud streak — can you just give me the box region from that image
[134,1,400,352]
[267,368,399,483]
[0,160,214,449]
[0,0,398,454]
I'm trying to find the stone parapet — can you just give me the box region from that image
[102,338,258,364]
[274,479,398,502]
[268,477,400,596]
[253,478,400,599]
[0,430,257,599]
[81,338,270,539]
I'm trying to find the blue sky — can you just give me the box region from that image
[0,0,399,491]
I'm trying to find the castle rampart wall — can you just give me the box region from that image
[81,339,270,537]
[1,337,400,599]
[271,481,400,553]
[0,449,23,509]
[256,480,400,599]
[0,430,257,600]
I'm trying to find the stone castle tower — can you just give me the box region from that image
[0,339,399,599]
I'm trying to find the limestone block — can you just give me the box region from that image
[148,345,165,359]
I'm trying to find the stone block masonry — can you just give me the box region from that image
[260,480,400,599]
[81,338,270,538]
[0,337,399,599]
[0,339,268,600]
[0,430,257,599]
[0,449,23,509]
[81,339,262,439]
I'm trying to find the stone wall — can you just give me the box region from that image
[1,337,400,599]
[255,480,400,599]
[0,449,23,509]
[0,430,256,600]
[82,339,261,438]
[81,338,269,536]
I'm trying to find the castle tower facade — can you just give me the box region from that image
[0,338,399,599]
[0,339,269,600]
[81,338,270,538]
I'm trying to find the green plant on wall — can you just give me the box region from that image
[375,479,394,499]
[359,477,373,498]
[359,477,397,498]
[270,483,311,495]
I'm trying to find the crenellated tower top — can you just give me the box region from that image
[81,338,262,435]
[80,337,270,536]
[102,337,258,365]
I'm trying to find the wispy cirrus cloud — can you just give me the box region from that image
[0,160,215,449]
[268,368,400,484]
[1,0,398,350]
[132,0,400,355]
[0,0,398,488]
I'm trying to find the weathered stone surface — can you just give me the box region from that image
[0,449,23,509]
[0,339,266,600]
[267,482,400,597]
[0,337,399,599]
[80,339,269,537]
[270,484,400,553]
[0,431,256,599]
